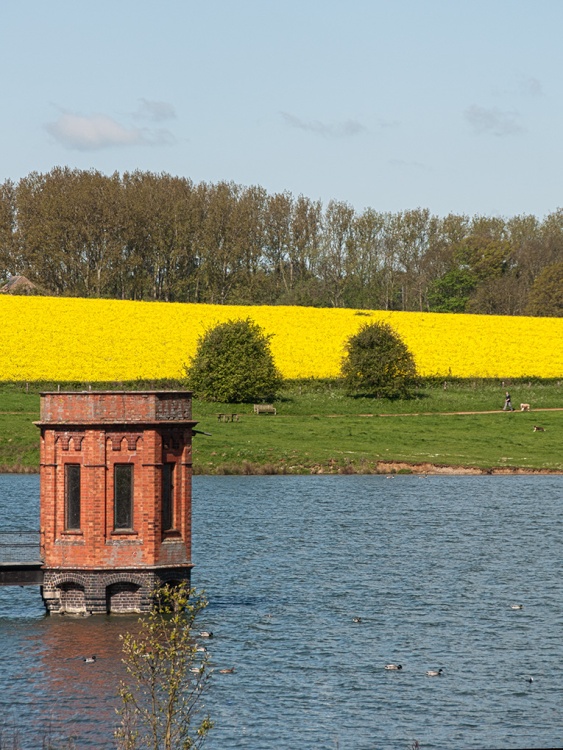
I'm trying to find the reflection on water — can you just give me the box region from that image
[0,474,562,749]
[0,596,136,746]
[15,617,130,747]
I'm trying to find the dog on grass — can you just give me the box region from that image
[533,425,545,432]
[520,403,530,411]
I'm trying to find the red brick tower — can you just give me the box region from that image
[36,391,196,614]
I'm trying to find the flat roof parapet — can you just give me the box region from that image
[38,390,193,424]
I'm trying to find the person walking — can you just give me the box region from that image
[503,391,514,411]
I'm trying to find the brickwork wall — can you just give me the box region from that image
[42,567,192,614]
[58,582,86,614]
[106,582,142,614]
[38,392,196,613]
[41,391,192,424]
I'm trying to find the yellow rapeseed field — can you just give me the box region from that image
[0,296,561,380]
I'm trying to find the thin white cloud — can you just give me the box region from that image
[145,128,177,146]
[280,112,366,138]
[133,98,176,122]
[518,76,543,98]
[45,111,176,151]
[377,118,400,129]
[464,105,524,137]
[46,113,144,150]
[492,76,544,99]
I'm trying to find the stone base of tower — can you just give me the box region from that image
[41,567,193,615]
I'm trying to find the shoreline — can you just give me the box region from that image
[2,462,561,476]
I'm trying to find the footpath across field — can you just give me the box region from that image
[0,379,561,474]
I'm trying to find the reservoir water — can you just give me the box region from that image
[0,473,561,749]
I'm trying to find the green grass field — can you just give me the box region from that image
[0,379,561,473]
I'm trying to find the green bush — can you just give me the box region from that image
[184,318,283,402]
[341,321,418,398]
[115,584,213,750]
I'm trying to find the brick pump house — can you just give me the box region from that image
[36,391,197,615]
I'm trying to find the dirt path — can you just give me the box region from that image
[356,407,563,417]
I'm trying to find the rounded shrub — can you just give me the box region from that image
[185,318,283,403]
[341,321,418,398]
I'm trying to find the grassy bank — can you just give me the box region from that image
[0,379,562,473]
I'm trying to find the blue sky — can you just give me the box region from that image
[1,0,562,217]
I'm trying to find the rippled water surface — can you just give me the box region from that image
[0,474,562,749]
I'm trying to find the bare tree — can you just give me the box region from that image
[0,179,16,280]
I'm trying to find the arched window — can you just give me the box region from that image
[114,464,133,529]
[162,463,175,531]
[65,464,81,530]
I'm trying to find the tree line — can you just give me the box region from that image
[0,167,561,316]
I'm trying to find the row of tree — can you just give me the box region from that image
[1,168,562,315]
[185,318,417,403]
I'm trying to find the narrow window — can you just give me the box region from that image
[162,463,174,531]
[65,464,81,530]
[114,464,133,530]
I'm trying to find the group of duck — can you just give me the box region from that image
[352,621,444,677]
[384,663,443,677]
[355,605,529,682]
[82,629,236,675]
[197,629,235,674]
[383,662,533,683]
